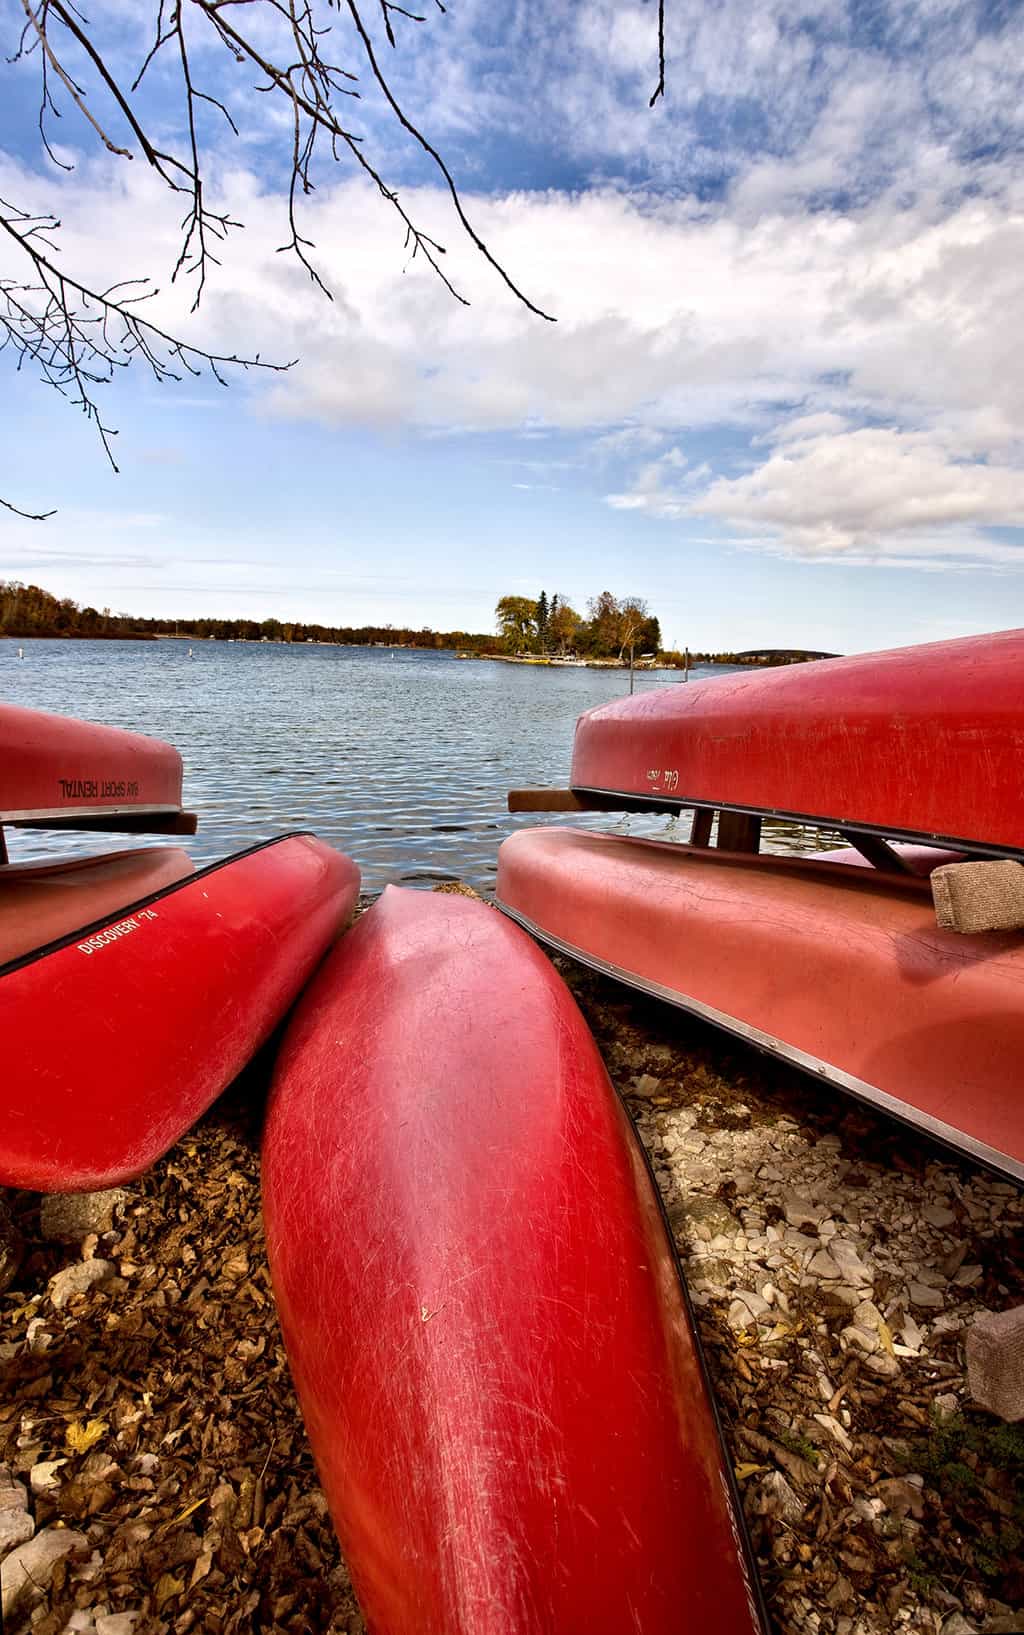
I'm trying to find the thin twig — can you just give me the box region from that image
[649,0,665,107]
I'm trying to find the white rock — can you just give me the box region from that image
[1,1527,88,1620]
[40,1191,130,1244]
[63,1611,97,1631]
[752,1469,804,1525]
[96,1613,142,1635]
[953,1264,983,1287]
[25,1318,52,1354]
[829,1239,874,1284]
[813,1412,854,1454]
[832,1285,866,1308]
[922,1204,956,1229]
[808,1249,842,1279]
[727,1293,770,1329]
[0,1469,28,1515]
[0,1508,34,1558]
[864,1350,900,1378]
[842,1323,880,1355]
[899,1312,925,1352]
[48,1259,116,1310]
[30,1460,68,1496]
[908,1282,945,1309]
[784,1194,825,1229]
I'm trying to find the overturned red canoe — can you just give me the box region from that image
[570,628,1024,857]
[263,887,765,1635]
[0,846,195,967]
[0,834,359,1191]
[0,702,191,833]
[497,828,1024,1182]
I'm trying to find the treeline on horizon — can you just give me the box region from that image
[0,581,505,653]
[0,581,828,666]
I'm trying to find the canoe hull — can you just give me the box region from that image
[263,887,764,1635]
[497,828,1024,1182]
[0,703,184,826]
[0,847,195,967]
[570,629,1024,856]
[0,834,360,1191]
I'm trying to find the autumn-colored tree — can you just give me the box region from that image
[495,595,539,653]
[548,595,581,653]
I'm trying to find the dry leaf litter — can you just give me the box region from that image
[1,920,1021,1635]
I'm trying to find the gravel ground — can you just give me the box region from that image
[1,935,1021,1635]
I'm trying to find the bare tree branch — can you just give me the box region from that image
[649,0,666,107]
[1,494,58,520]
[3,0,673,516]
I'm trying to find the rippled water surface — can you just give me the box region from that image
[3,641,837,892]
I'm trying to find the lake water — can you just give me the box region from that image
[1,640,837,894]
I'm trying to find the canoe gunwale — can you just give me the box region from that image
[0,830,318,981]
[571,784,1023,863]
[532,831,942,900]
[607,1018,771,1632]
[498,899,1024,1187]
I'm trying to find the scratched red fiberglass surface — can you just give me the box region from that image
[496,828,1024,1184]
[0,835,359,1192]
[263,888,765,1635]
[570,628,1024,855]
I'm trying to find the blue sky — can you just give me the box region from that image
[2,0,1024,651]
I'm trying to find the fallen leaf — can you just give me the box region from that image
[155,1571,185,1608]
[167,1496,208,1528]
[65,1417,108,1455]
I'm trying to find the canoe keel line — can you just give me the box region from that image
[263,888,767,1634]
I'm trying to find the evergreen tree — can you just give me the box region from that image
[535,590,549,648]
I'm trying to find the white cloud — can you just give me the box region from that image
[4,107,1024,570]
[691,427,1024,566]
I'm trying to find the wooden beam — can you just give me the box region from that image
[838,830,913,873]
[508,788,594,813]
[11,810,199,836]
[690,808,714,848]
[717,812,762,854]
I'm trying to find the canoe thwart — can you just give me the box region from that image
[8,809,199,836]
[932,860,1024,934]
[508,786,688,814]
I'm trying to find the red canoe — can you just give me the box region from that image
[0,847,195,966]
[497,827,1024,1182]
[570,629,1024,857]
[0,702,191,834]
[0,834,360,1191]
[263,887,765,1635]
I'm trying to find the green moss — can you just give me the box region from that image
[777,1428,820,1466]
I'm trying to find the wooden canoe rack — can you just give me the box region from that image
[8,810,199,835]
[0,810,198,865]
[508,788,913,871]
[508,787,764,852]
